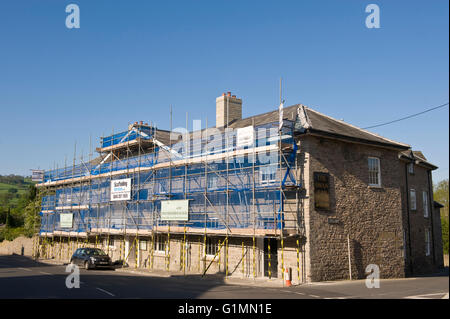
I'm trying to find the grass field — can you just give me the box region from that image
[0,180,33,208]
[0,182,29,194]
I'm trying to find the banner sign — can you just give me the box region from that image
[161,200,189,221]
[31,170,45,182]
[314,172,330,210]
[60,213,73,228]
[110,178,131,201]
[236,126,254,148]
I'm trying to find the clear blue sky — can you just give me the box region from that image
[0,0,448,182]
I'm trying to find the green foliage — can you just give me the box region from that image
[0,175,40,242]
[434,179,449,255]
[442,217,449,254]
[0,227,25,241]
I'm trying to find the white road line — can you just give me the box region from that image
[39,271,52,275]
[293,292,305,295]
[309,295,320,298]
[405,292,449,299]
[18,267,32,272]
[96,287,115,297]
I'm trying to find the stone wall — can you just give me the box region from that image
[403,165,443,274]
[301,135,406,281]
[0,236,35,256]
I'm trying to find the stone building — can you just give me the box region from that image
[36,92,444,283]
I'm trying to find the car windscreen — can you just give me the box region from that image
[85,249,107,256]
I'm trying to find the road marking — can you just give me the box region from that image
[309,295,320,298]
[405,292,448,299]
[39,271,52,275]
[18,268,32,272]
[293,292,305,295]
[96,287,115,297]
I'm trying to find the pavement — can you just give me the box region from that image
[0,254,448,299]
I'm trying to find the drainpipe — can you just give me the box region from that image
[427,170,436,265]
[405,162,413,274]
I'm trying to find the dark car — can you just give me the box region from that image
[70,248,114,270]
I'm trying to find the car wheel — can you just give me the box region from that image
[84,261,90,270]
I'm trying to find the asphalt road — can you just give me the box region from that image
[0,255,448,299]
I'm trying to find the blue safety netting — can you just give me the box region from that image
[40,120,300,234]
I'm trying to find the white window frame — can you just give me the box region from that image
[139,240,148,251]
[425,228,431,256]
[410,189,417,211]
[423,191,429,218]
[368,157,381,187]
[205,237,219,257]
[260,164,277,186]
[154,234,167,254]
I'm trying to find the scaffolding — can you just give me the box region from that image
[36,115,306,278]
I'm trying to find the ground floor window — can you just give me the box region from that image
[154,234,167,254]
[139,240,148,251]
[206,237,219,256]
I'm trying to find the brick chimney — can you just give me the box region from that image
[216,92,242,128]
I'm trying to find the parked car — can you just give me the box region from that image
[70,248,114,270]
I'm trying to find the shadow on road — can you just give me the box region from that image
[412,266,449,278]
[0,254,252,299]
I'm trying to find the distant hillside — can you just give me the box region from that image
[0,175,33,186]
[0,175,35,208]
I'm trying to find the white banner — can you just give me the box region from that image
[31,170,45,182]
[278,101,284,130]
[161,200,189,221]
[60,213,73,228]
[110,178,131,201]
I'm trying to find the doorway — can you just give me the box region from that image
[263,238,278,278]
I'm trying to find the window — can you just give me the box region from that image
[154,234,167,254]
[368,157,381,187]
[425,228,431,256]
[207,175,218,190]
[260,165,277,185]
[423,191,429,218]
[410,189,417,211]
[408,163,414,174]
[139,240,148,251]
[206,237,219,256]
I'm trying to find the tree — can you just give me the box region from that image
[434,179,449,254]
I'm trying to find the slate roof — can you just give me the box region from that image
[227,104,410,150]
[400,149,438,170]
